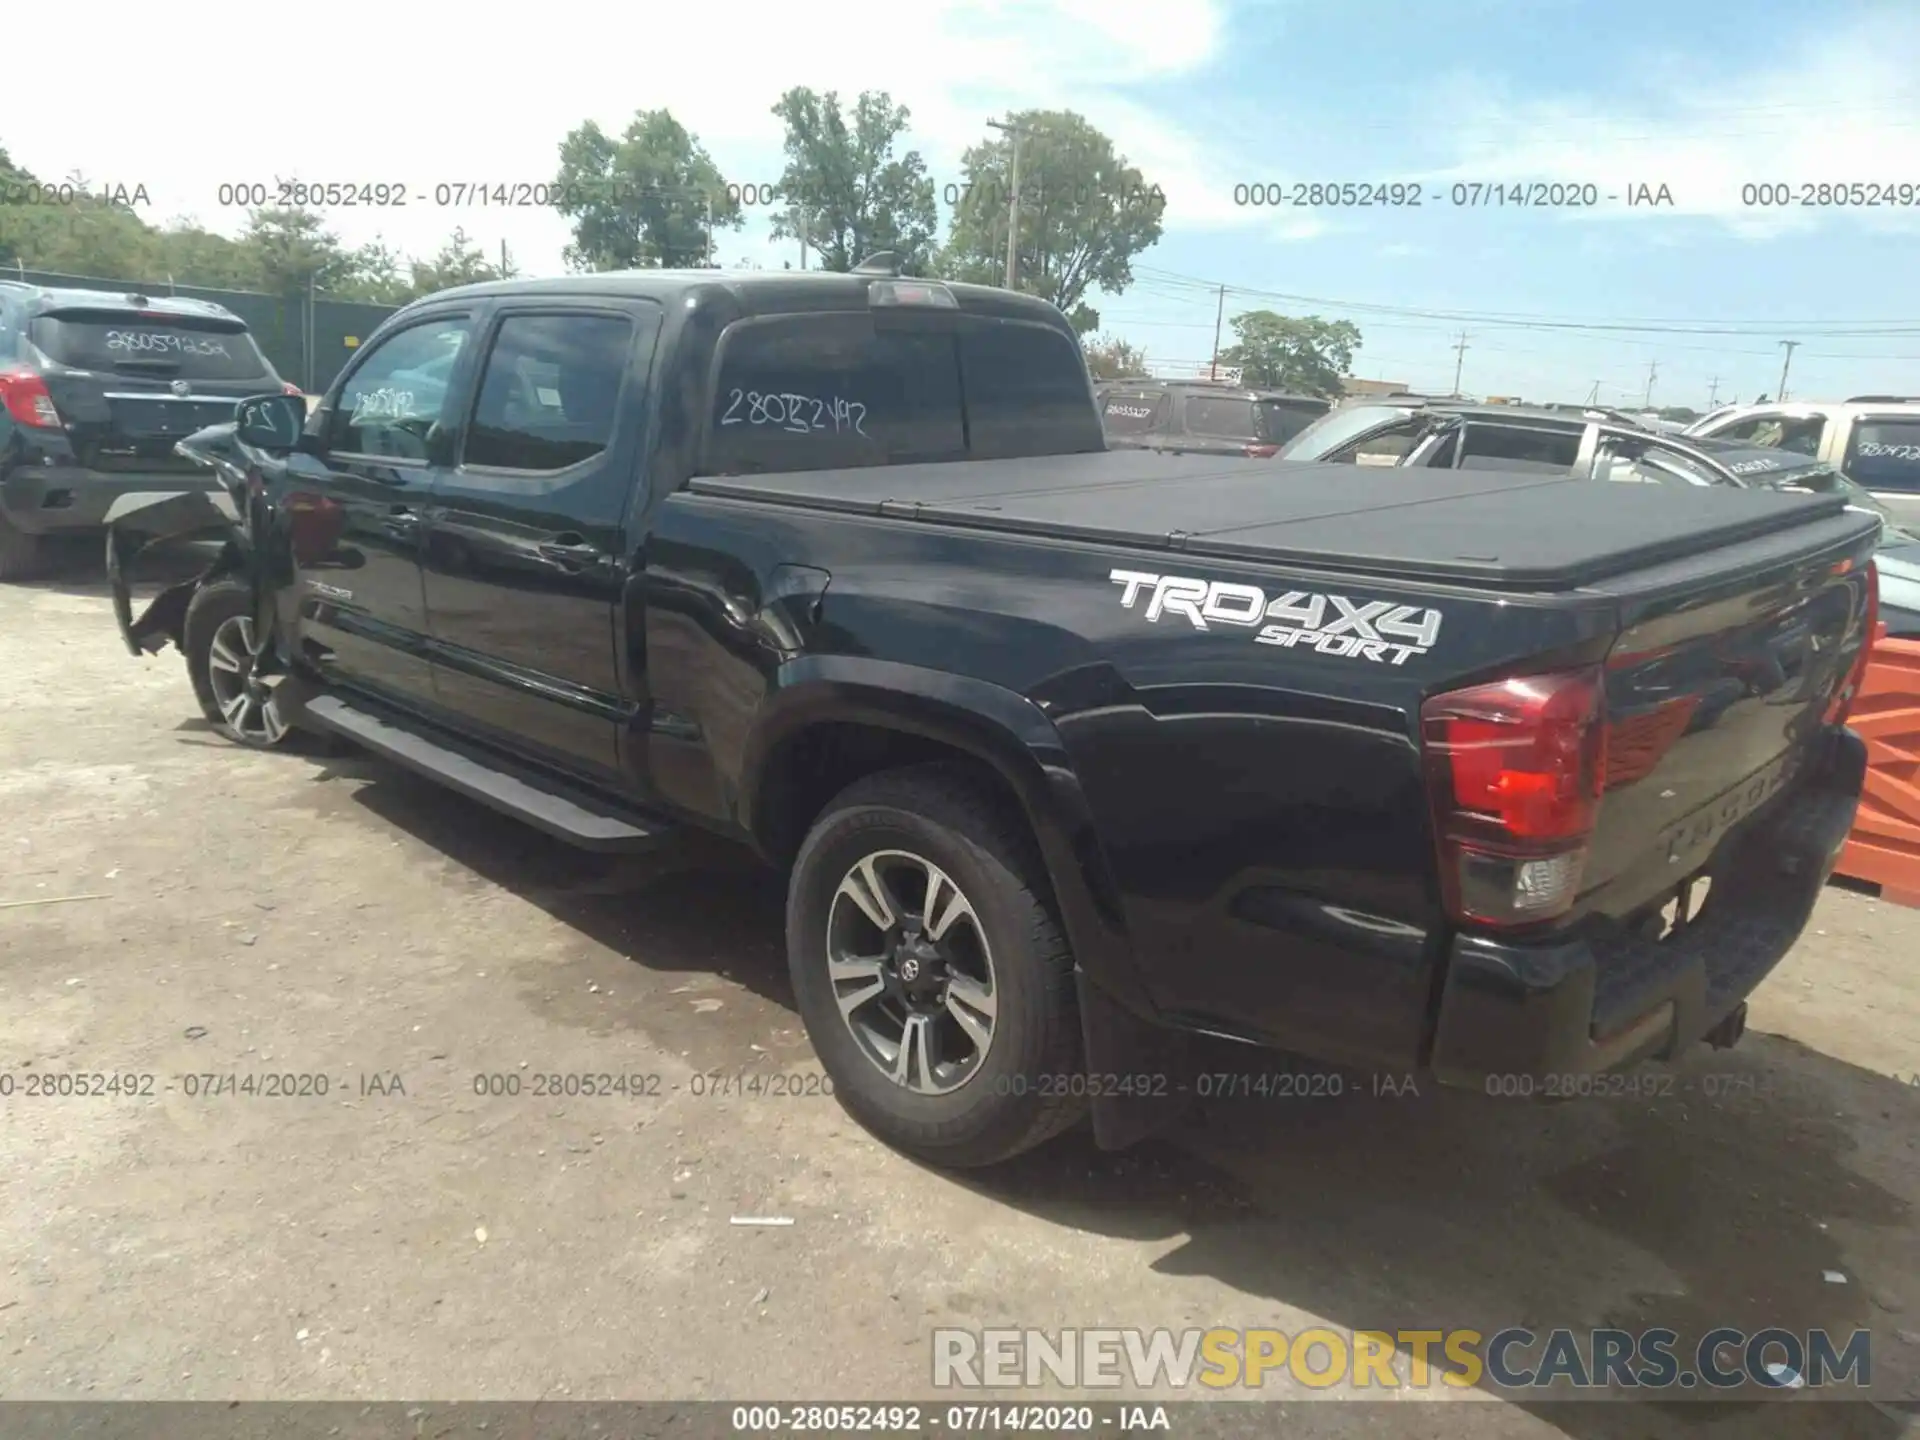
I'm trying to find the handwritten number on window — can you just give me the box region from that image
[719,388,867,437]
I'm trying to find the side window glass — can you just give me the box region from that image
[1848,419,1920,494]
[1333,421,1422,467]
[1705,416,1770,445]
[464,313,635,473]
[1457,424,1581,471]
[1739,416,1825,456]
[329,318,472,461]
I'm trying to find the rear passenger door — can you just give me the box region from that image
[420,302,661,783]
[1448,420,1584,474]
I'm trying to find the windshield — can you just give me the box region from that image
[1275,403,1413,460]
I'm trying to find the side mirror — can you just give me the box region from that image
[234,392,307,452]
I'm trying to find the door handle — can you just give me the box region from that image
[537,537,603,569]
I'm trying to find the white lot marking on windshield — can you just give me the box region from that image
[104,330,231,358]
[719,388,867,436]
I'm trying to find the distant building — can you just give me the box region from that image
[1342,377,1410,397]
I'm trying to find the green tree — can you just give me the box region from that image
[240,204,356,295]
[1082,333,1147,380]
[1656,404,1700,422]
[406,227,508,298]
[767,88,937,274]
[1216,311,1361,398]
[553,111,741,271]
[936,110,1165,332]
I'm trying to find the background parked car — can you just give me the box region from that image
[1095,378,1331,457]
[1278,398,1920,637]
[0,280,299,579]
[1684,397,1920,528]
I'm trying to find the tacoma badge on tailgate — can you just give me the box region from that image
[1109,569,1444,665]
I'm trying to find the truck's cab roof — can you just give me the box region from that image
[397,268,1080,335]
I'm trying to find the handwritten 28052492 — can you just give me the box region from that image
[719,389,869,437]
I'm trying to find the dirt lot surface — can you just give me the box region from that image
[3,567,1920,1439]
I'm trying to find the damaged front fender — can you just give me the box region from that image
[107,489,250,657]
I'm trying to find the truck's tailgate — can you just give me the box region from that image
[688,452,1856,592]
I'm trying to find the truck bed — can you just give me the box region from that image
[688,452,1852,592]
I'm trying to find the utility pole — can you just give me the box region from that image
[1450,331,1469,395]
[1644,359,1658,408]
[1585,380,1600,405]
[1777,340,1799,402]
[1209,284,1226,381]
[1707,375,1720,409]
[986,116,1026,290]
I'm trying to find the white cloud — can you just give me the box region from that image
[1405,10,1920,238]
[1,0,1234,273]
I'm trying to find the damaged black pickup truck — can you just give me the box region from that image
[108,262,1881,1167]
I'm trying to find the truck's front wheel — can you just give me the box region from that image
[787,764,1085,1167]
[184,580,294,748]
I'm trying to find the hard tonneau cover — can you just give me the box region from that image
[688,453,1863,591]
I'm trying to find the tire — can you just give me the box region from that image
[787,763,1085,1167]
[0,513,47,582]
[184,579,296,748]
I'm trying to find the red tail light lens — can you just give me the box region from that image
[1422,667,1607,927]
[1824,562,1879,727]
[0,368,61,429]
[1243,443,1279,458]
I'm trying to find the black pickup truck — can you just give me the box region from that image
[107,262,1881,1168]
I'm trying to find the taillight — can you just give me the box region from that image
[1243,443,1279,458]
[0,368,61,429]
[1421,667,1608,928]
[1824,562,1879,727]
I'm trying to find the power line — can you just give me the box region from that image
[1127,264,1920,337]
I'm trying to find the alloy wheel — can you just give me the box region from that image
[826,848,998,1095]
[205,613,288,745]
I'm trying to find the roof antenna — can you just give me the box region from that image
[851,252,900,276]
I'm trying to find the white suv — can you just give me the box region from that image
[1685,397,1920,527]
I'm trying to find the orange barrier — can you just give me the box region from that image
[1836,635,1920,907]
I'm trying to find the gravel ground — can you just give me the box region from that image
[2,565,1918,1439]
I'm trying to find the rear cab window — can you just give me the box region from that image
[1101,389,1167,435]
[27,310,275,381]
[701,311,1099,475]
[1848,417,1920,494]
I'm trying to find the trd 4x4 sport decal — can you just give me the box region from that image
[1109,569,1443,665]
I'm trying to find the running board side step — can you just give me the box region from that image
[299,693,673,853]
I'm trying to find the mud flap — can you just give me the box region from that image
[106,490,246,658]
[1076,970,1196,1150]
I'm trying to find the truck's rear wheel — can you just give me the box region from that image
[787,764,1085,1167]
[0,514,47,582]
[184,580,293,748]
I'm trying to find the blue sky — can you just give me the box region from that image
[6,0,1916,409]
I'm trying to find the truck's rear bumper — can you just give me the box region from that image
[1429,726,1868,1087]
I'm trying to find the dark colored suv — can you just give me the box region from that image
[0,281,299,578]
[1094,378,1330,457]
